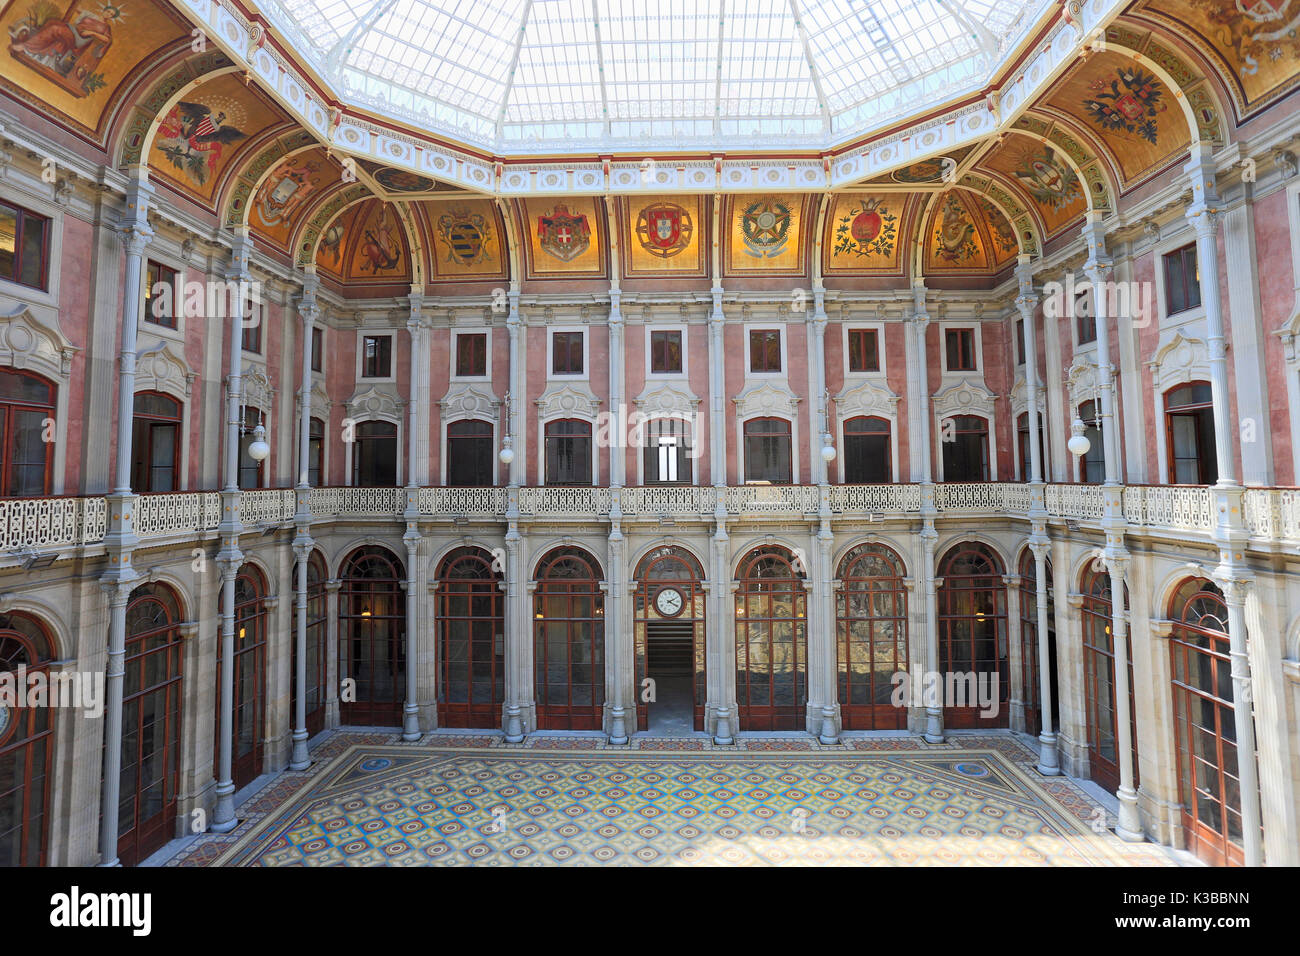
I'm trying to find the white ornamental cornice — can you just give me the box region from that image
[1148,332,1211,393]
[439,383,501,422]
[931,378,997,418]
[535,381,602,421]
[135,340,195,398]
[633,381,701,418]
[173,0,1129,195]
[835,378,899,418]
[0,304,78,379]
[732,380,801,419]
[346,384,403,422]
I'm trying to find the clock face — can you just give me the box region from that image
[655,586,685,617]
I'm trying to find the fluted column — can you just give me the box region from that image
[505,293,523,486]
[607,294,629,743]
[1105,555,1142,840]
[98,173,154,866]
[1016,259,1059,774]
[708,287,735,743]
[1185,149,1236,487]
[401,518,421,740]
[811,292,837,742]
[1217,574,1263,866]
[211,230,252,833]
[289,276,318,771]
[406,292,428,486]
[911,284,942,742]
[1081,217,1120,487]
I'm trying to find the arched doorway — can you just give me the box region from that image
[836,542,907,730]
[291,550,328,737]
[340,546,406,726]
[0,612,54,866]
[437,546,504,728]
[116,583,184,866]
[534,547,605,730]
[1170,578,1254,866]
[634,546,706,733]
[735,546,807,731]
[1081,563,1137,793]
[1018,549,1058,737]
[216,564,267,789]
[937,543,1009,728]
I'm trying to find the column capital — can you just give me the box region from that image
[325,578,343,593]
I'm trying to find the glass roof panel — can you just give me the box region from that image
[264,0,1047,155]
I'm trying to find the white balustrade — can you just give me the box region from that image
[241,489,296,525]
[1043,484,1104,520]
[420,486,507,517]
[0,496,107,551]
[828,484,921,514]
[519,487,608,517]
[135,492,223,538]
[935,483,1008,512]
[1122,485,1215,534]
[726,485,818,514]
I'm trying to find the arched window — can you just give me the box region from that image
[1165,383,1217,485]
[1016,412,1046,482]
[1077,401,1104,483]
[216,565,267,789]
[735,547,807,731]
[438,547,504,728]
[743,417,792,484]
[291,550,328,736]
[447,419,494,486]
[0,368,55,497]
[1018,550,1056,737]
[1081,563,1136,793]
[842,417,891,483]
[642,417,693,485]
[634,546,706,732]
[352,420,398,486]
[116,583,183,865]
[544,419,592,486]
[0,612,54,866]
[132,392,182,492]
[340,547,406,725]
[1170,578,1254,866]
[836,543,907,729]
[937,543,1008,728]
[534,547,604,730]
[942,416,989,482]
[238,407,265,489]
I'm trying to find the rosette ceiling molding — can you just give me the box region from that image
[172,0,1132,195]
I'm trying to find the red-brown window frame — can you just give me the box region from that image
[0,200,50,291]
[0,368,55,498]
[455,332,488,377]
[847,328,880,372]
[649,329,683,373]
[944,327,977,371]
[749,329,782,373]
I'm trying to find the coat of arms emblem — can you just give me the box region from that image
[1084,68,1165,145]
[537,204,591,262]
[437,208,493,266]
[635,202,692,258]
[833,198,898,258]
[740,198,792,258]
[254,157,322,228]
[1012,146,1082,210]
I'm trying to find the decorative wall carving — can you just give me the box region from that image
[136,341,195,398]
[732,380,800,419]
[0,305,77,380]
[536,381,601,421]
[440,384,500,422]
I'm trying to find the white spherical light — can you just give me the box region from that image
[1067,418,1090,458]
[498,443,515,465]
[821,441,837,463]
[247,424,270,462]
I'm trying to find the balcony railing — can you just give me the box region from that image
[5,482,1279,560]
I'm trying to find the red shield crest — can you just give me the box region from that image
[537,204,591,262]
[635,202,693,259]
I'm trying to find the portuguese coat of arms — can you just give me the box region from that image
[635,202,692,258]
[437,208,493,267]
[740,198,792,258]
[537,204,591,262]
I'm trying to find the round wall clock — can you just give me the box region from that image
[654,586,686,618]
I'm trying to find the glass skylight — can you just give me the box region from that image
[268,0,1047,155]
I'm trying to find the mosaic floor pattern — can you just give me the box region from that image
[191,733,1179,867]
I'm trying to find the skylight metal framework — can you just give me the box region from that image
[271,0,1045,154]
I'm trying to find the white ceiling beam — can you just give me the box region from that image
[788,0,832,132]
[494,0,535,142]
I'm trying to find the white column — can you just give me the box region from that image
[708,288,735,743]
[405,292,428,486]
[211,230,252,833]
[911,285,942,742]
[98,173,154,866]
[1218,575,1264,866]
[1106,556,1142,840]
[1081,216,1120,487]
[401,526,420,739]
[289,276,318,770]
[607,293,629,744]
[811,292,837,742]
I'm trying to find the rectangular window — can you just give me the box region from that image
[455,333,488,377]
[1076,289,1096,345]
[145,261,178,329]
[650,330,683,374]
[944,328,977,371]
[308,417,324,486]
[238,407,265,489]
[0,200,49,290]
[749,329,782,373]
[545,419,592,485]
[352,420,398,486]
[743,417,792,483]
[942,415,990,482]
[847,329,880,373]
[362,335,392,378]
[447,419,494,485]
[1164,244,1202,316]
[243,304,263,355]
[311,327,323,373]
[843,417,890,483]
[552,331,584,375]
[1015,319,1026,366]
[642,418,692,484]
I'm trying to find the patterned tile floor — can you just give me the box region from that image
[156,729,1184,867]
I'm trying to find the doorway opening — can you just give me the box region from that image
[644,620,695,735]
